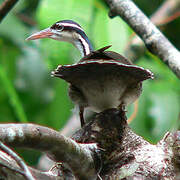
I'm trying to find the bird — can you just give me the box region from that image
[26,20,153,127]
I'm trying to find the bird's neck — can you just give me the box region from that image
[72,33,93,57]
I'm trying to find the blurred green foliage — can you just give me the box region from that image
[0,0,179,164]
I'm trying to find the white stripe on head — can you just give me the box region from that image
[57,22,84,32]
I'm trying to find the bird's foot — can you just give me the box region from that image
[79,106,85,127]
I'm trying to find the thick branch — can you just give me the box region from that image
[105,0,180,78]
[125,0,180,62]
[0,109,179,178]
[0,123,98,180]
[0,0,19,22]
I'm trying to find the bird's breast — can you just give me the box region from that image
[80,77,127,112]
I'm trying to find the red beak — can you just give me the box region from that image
[26,28,53,41]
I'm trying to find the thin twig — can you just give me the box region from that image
[0,161,25,175]
[105,0,180,78]
[0,141,35,180]
[0,148,64,180]
[15,13,36,26]
[150,0,180,26]
[160,11,180,25]
[0,0,19,23]
[127,100,138,123]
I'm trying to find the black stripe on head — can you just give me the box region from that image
[50,20,93,52]
[51,20,82,30]
[56,20,82,28]
[78,38,86,56]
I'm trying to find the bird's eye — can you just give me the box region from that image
[51,24,64,31]
[57,25,64,31]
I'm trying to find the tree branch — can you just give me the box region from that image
[0,149,64,179]
[0,0,19,23]
[105,0,180,78]
[0,109,179,178]
[0,141,35,180]
[125,0,180,62]
[150,0,180,26]
[0,123,98,180]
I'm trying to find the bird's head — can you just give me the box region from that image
[26,20,93,56]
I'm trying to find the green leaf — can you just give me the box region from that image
[0,65,28,123]
[130,55,180,143]
[16,46,52,101]
[44,80,73,129]
[108,16,131,53]
[91,6,109,49]
[149,82,179,140]
[0,11,28,46]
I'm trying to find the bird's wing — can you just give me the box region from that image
[80,45,132,65]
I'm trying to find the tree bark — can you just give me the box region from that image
[0,109,179,179]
